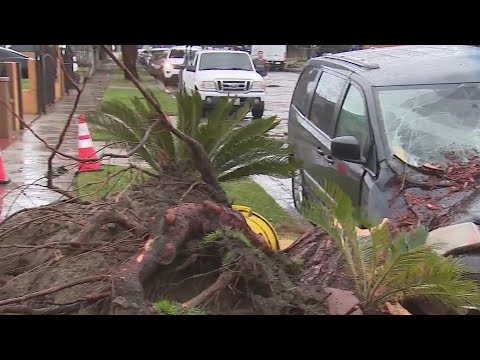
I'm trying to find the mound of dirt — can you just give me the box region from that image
[0,170,328,315]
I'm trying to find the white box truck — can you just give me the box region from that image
[250,45,287,71]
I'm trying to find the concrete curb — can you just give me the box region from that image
[251,175,312,229]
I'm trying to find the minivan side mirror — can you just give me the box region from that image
[331,136,366,164]
[186,65,195,72]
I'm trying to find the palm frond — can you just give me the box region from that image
[87,111,160,171]
[174,91,204,158]
[210,116,280,161]
[204,102,251,157]
[197,97,237,153]
[302,178,480,312]
[217,155,295,182]
[214,137,293,172]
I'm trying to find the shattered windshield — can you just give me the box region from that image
[376,83,480,167]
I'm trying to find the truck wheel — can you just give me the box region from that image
[252,104,264,119]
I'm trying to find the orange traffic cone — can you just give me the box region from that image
[0,150,10,185]
[77,114,101,173]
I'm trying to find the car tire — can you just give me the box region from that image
[252,104,264,119]
[292,169,307,211]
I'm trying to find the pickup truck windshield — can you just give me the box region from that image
[376,83,480,167]
[198,53,253,71]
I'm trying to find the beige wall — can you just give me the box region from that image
[22,58,39,114]
[2,62,21,131]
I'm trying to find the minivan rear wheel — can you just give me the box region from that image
[292,169,307,211]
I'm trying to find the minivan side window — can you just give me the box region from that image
[291,66,320,116]
[336,84,371,160]
[309,72,347,136]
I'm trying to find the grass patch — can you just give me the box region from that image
[76,165,149,201]
[79,66,90,74]
[91,81,177,141]
[154,299,204,315]
[222,178,291,228]
[110,67,155,87]
[21,78,30,90]
[101,87,176,114]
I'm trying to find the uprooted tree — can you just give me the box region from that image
[0,45,478,315]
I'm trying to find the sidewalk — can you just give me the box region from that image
[0,63,114,219]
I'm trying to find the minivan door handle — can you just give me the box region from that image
[316,147,325,156]
[325,155,335,165]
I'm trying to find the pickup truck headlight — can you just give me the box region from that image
[199,81,217,90]
[251,81,266,90]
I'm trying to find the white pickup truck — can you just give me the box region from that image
[180,50,266,118]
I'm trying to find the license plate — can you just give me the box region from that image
[234,98,241,105]
[275,62,280,64]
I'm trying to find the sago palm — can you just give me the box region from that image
[301,182,480,314]
[87,90,297,182]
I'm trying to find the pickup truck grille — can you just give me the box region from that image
[217,80,251,92]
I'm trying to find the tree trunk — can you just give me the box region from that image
[121,45,139,81]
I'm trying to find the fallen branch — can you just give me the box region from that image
[101,45,227,204]
[0,275,109,307]
[69,209,148,246]
[0,291,110,314]
[47,79,88,188]
[182,271,234,309]
[385,301,411,315]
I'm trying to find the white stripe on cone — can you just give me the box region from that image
[78,139,94,148]
[78,123,91,137]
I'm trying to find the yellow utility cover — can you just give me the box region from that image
[232,204,280,251]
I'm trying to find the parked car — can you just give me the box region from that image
[289,45,480,228]
[180,49,266,118]
[138,45,152,66]
[153,46,201,86]
[145,48,170,75]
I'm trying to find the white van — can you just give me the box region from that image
[251,45,287,71]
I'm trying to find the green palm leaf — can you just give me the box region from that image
[217,155,295,182]
[210,116,280,161]
[86,109,160,171]
[302,179,480,313]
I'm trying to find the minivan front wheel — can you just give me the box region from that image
[292,169,307,211]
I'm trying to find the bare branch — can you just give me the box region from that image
[101,45,227,203]
[47,79,87,188]
[0,275,109,307]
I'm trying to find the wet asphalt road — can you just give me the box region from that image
[262,71,299,136]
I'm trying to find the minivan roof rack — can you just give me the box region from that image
[322,54,380,69]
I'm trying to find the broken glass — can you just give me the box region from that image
[376,83,480,167]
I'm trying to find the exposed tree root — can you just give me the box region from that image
[0,175,329,315]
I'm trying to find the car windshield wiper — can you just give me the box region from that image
[200,67,223,70]
[223,67,251,70]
